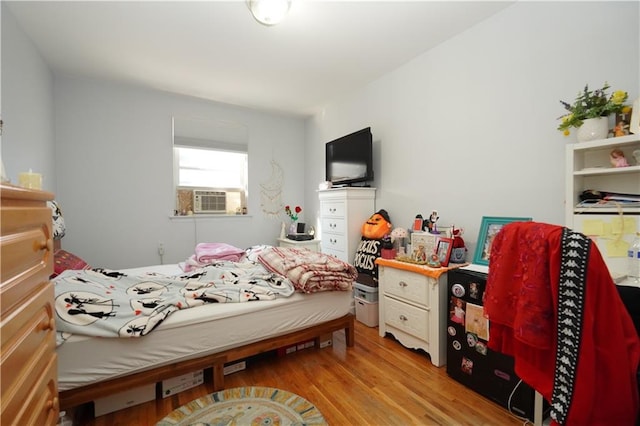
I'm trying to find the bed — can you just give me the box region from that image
[53,245,357,411]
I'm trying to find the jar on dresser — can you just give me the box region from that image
[377,259,448,367]
[318,187,376,264]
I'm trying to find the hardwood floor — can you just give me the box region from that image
[74,321,526,425]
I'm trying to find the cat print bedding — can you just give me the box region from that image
[53,260,294,343]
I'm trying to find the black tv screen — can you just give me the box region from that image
[325,127,373,186]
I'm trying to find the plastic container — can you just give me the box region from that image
[628,232,640,283]
[354,282,378,302]
[355,297,379,327]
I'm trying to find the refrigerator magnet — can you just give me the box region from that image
[451,283,465,297]
[466,332,478,347]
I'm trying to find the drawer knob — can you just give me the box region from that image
[40,318,55,331]
[398,281,408,288]
[330,223,336,229]
[37,238,53,252]
[47,396,59,411]
[399,315,408,321]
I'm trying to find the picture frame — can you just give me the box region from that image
[436,237,453,267]
[472,216,532,266]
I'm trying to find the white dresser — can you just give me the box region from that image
[277,238,321,252]
[377,259,448,367]
[318,187,376,264]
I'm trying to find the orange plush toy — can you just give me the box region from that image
[361,209,392,240]
[355,209,392,287]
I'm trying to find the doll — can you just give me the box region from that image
[610,149,629,168]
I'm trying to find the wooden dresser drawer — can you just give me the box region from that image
[1,283,56,401]
[3,354,58,426]
[383,295,429,341]
[1,208,53,315]
[381,266,431,307]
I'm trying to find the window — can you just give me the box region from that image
[176,147,247,188]
[172,117,249,216]
[174,146,247,215]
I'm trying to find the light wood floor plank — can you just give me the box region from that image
[73,321,525,425]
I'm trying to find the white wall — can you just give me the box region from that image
[3,1,638,268]
[53,75,306,268]
[1,4,56,190]
[304,1,640,259]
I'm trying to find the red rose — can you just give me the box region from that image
[295,206,302,213]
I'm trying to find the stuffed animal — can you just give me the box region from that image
[450,227,467,263]
[355,209,392,286]
[361,209,392,240]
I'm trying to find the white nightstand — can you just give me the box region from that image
[277,238,321,252]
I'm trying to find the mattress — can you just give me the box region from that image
[57,263,353,391]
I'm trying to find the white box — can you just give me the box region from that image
[94,383,156,416]
[223,360,247,375]
[319,332,333,348]
[355,296,379,327]
[161,370,204,398]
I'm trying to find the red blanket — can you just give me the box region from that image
[258,247,357,293]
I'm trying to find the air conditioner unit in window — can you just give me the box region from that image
[193,190,226,214]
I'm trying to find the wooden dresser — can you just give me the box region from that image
[1,184,58,425]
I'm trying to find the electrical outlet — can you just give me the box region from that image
[158,242,165,256]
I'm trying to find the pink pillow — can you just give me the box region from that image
[52,249,90,278]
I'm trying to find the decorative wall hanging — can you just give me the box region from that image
[260,160,284,219]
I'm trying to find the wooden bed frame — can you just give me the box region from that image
[59,313,355,410]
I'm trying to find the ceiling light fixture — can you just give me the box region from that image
[248,0,292,26]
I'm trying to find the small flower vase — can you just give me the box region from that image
[288,221,298,235]
[576,117,609,142]
[393,238,406,253]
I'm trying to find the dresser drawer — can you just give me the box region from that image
[381,266,430,307]
[321,217,346,235]
[1,208,53,315]
[2,353,58,426]
[383,295,429,341]
[321,233,347,254]
[320,201,345,218]
[1,283,56,402]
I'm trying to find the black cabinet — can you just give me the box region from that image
[446,267,541,421]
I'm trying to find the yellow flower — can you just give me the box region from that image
[611,90,627,104]
[622,105,632,113]
[563,129,570,136]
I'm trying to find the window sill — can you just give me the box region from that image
[169,214,252,220]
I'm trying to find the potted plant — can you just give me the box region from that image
[557,82,628,142]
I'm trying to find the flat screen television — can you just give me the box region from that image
[325,127,374,186]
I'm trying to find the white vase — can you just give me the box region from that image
[576,117,609,142]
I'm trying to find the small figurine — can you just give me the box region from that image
[633,149,640,166]
[428,210,440,234]
[614,121,629,137]
[610,148,629,168]
[426,253,441,268]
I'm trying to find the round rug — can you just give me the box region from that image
[156,386,328,426]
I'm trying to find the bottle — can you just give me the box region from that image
[629,232,640,283]
[58,411,73,426]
